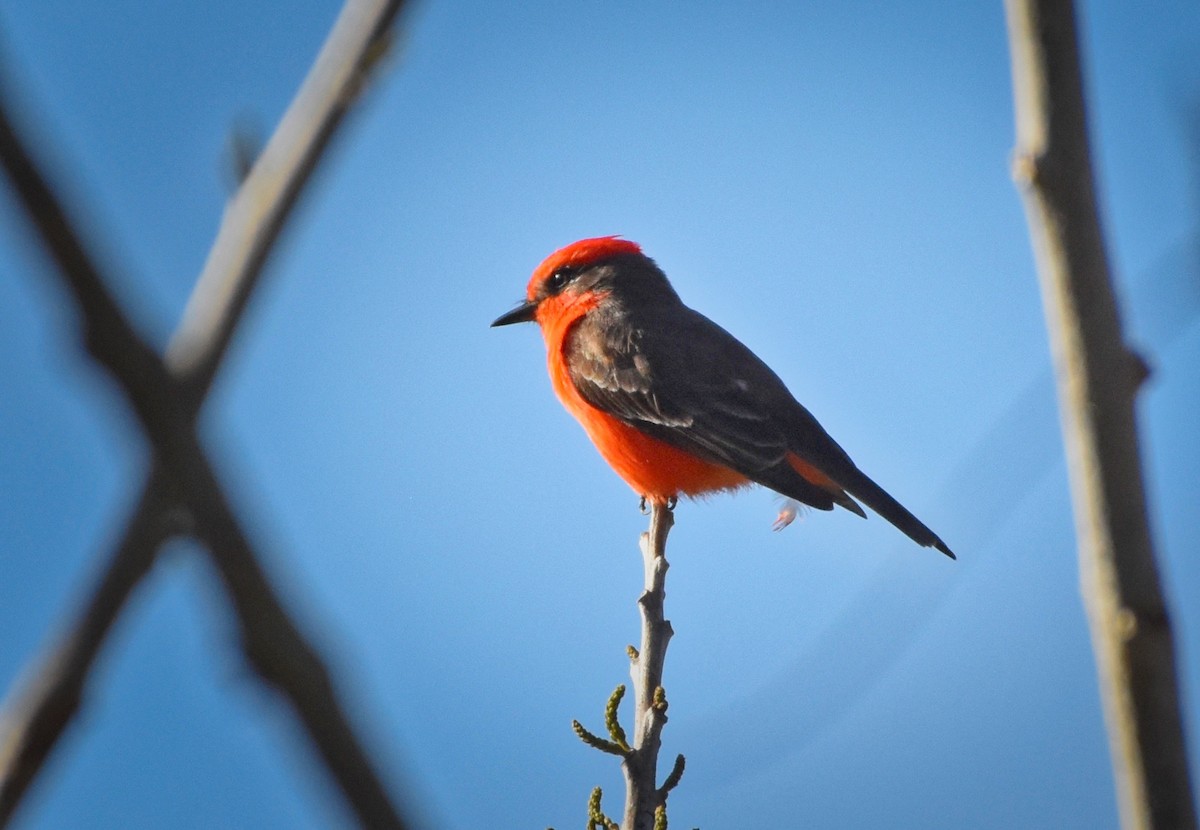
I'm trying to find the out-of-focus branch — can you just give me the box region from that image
[1003,1,1197,828]
[0,1,412,827]
[187,437,410,829]
[166,0,401,403]
[0,471,176,823]
[0,91,190,826]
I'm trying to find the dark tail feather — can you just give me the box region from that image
[838,466,956,559]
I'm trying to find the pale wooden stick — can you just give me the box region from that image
[1004,1,1197,827]
[622,503,677,830]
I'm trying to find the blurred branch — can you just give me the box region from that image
[166,0,400,405]
[0,1,411,827]
[1003,1,1198,828]
[0,90,190,825]
[0,470,176,823]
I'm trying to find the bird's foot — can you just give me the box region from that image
[639,495,678,513]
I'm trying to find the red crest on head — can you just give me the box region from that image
[527,236,642,300]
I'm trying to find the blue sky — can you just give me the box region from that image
[1,1,1197,828]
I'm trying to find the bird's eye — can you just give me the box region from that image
[546,266,577,293]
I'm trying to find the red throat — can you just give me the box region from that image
[528,236,751,503]
[536,288,751,504]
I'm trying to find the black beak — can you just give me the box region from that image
[491,300,538,327]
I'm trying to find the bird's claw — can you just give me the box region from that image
[639,495,677,513]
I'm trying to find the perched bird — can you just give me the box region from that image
[492,237,954,559]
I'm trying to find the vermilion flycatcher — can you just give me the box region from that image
[492,236,954,559]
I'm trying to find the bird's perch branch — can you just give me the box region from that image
[568,504,684,828]
[0,1,411,826]
[622,503,677,830]
[1003,1,1197,827]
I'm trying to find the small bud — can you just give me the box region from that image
[573,719,627,757]
[587,787,619,830]
[660,754,686,793]
[653,686,668,712]
[605,685,630,751]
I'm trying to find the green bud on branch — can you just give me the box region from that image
[572,719,628,757]
[605,685,631,751]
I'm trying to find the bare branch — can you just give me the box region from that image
[0,471,176,822]
[622,503,676,830]
[1003,1,1198,828]
[187,460,411,828]
[166,0,404,405]
[0,82,181,445]
[0,88,193,825]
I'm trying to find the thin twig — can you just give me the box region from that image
[0,89,191,825]
[1003,1,1198,828]
[622,503,676,830]
[0,471,176,822]
[0,0,412,826]
[186,457,409,828]
[166,0,403,404]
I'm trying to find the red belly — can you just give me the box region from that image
[577,407,751,503]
